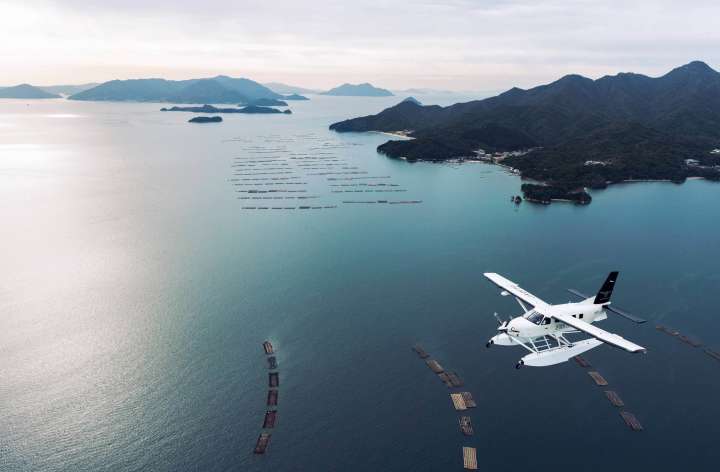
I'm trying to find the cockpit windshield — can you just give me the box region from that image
[526,311,545,325]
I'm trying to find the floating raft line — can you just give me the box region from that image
[604,390,625,407]
[447,372,464,387]
[426,359,444,374]
[327,176,390,180]
[460,392,477,408]
[462,447,478,470]
[705,348,720,362]
[412,344,430,359]
[656,325,703,346]
[574,355,591,368]
[234,172,295,176]
[450,393,467,411]
[619,411,643,431]
[254,433,271,454]
[234,183,307,186]
[269,372,279,388]
[241,206,334,211]
[677,334,703,347]
[267,389,278,406]
[263,341,274,355]
[588,371,609,386]
[268,356,277,370]
[656,324,679,336]
[239,190,307,194]
[459,416,474,436]
[263,410,277,429]
[438,372,453,388]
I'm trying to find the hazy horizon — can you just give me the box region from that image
[3,0,720,91]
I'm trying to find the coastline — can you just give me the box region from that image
[373,135,718,205]
[374,130,414,140]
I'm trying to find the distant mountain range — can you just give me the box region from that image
[330,61,720,201]
[264,82,319,95]
[0,84,60,99]
[69,76,283,104]
[321,83,394,97]
[39,83,99,96]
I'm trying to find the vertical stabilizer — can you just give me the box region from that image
[594,271,619,304]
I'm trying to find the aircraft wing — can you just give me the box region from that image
[483,273,549,310]
[551,312,646,353]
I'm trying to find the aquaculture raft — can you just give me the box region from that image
[604,390,625,407]
[267,389,278,406]
[438,372,453,388]
[450,393,467,411]
[460,392,477,408]
[462,447,478,470]
[263,410,277,429]
[588,371,609,386]
[573,355,591,368]
[705,348,720,362]
[677,334,702,347]
[426,359,444,374]
[447,372,464,387]
[459,416,474,436]
[254,433,271,454]
[412,344,430,359]
[619,411,643,431]
[269,372,279,388]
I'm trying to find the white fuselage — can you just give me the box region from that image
[491,300,607,346]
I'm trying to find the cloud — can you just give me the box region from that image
[2,0,719,90]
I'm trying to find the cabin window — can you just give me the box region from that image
[526,311,544,324]
[579,313,584,319]
[542,318,551,325]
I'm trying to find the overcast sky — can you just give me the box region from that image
[2,0,719,91]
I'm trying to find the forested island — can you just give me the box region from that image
[322,83,394,97]
[330,61,720,204]
[161,104,291,114]
[70,76,282,104]
[189,116,222,123]
[0,84,60,99]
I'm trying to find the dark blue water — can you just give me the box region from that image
[1,95,719,471]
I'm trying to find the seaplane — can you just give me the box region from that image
[484,271,647,368]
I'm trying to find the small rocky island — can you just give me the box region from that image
[246,98,288,107]
[161,104,291,114]
[189,116,222,123]
[284,93,309,101]
[520,184,591,205]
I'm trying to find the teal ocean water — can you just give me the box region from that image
[1,95,719,471]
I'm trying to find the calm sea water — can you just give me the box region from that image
[1,95,719,472]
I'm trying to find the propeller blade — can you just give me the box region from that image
[493,312,503,326]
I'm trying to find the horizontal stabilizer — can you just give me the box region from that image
[568,289,646,324]
[606,305,647,324]
[567,288,590,300]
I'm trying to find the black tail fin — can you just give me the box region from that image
[594,271,619,304]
